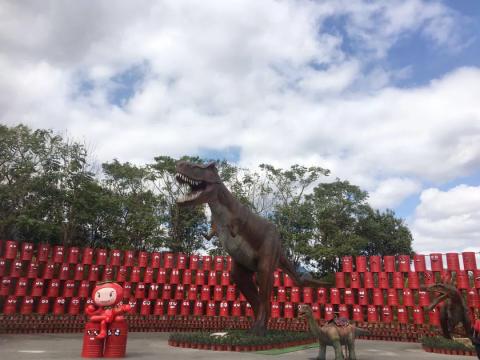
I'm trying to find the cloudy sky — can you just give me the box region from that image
[1,0,479,255]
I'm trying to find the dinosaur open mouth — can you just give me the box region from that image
[176,172,207,203]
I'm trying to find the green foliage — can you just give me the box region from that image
[421,336,474,351]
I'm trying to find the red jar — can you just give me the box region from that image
[213,285,222,301]
[59,263,70,280]
[88,265,99,281]
[284,302,294,319]
[423,271,435,287]
[187,285,197,301]
[456,271,469,289]
[37,297,50,314]
[123,250,134,267]
[381,305,392,323]
[148,283,159,299]
[284,273,294,287]
[157,269,167,284]
[220,270,230,286]
[123,282,132,299]
[226,285,236,301]
[0,258,5,277]
[219,300,229,317]
[74,263,85,281]
[3,296,18,314]
[143,267,154,283]
[189,254,199,270]
[339,304,349,318]
[418,290,430,306]
[174,284,185,300]
[167,300,178,316]
[68,297,80,315]
[291,286,300,302]
[195,270,205,285]
[412,306,424,324]
[350,272,360,289]
[53,297,66,315]
[193,300,203,316]
[207,271,217,286]
[387,288,398,306]
[206,300,216,316]
[134,282,146,299]
[15,277,28,296]
[200,285,210,301]
[273,271,281,287]
[317,288,327,304]
[43,261,55,279]
[277,286,286,302]
[10,260,23,277]
[303,287,313,303]
[462,252,477,271]
[407,271,419,289]
[46,279,61,297]
[78,280,90,298]
[140,300,151,315]
[213,256,223,271]
[102,265,114,282]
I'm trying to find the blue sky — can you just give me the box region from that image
[1,0,480,254]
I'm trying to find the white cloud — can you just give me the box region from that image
[411,185,480,253]
[368,178,421,209]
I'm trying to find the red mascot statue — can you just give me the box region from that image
[82,282,132,358]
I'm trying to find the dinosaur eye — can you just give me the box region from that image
[97,293,100,298]
[110,291,114,297]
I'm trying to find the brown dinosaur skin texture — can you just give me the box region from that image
[299,305,365,360]
[175,161,328,336]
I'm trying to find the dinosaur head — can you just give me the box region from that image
[175,161,222,206]
[423,282,459,311]
[298,304,313,319]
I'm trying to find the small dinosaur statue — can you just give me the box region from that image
[175,161,328,336]
[299,304,367,360]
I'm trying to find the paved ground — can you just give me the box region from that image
[0,332,472,360]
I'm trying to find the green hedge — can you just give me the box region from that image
[421,336,474,352]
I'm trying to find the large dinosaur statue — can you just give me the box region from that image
[425,282,480,358]
[175,161,328,336]
[298,304,366,360]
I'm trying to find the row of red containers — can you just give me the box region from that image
[335,270,480,289]
[341,253,478,273]
[0,240,232,270]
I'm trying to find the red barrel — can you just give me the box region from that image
[81,322,104,358]
[429,253,443,271]
[213,285,223,301]
[335,272,345,288]
[412,306,424,324]
[467,289,479,308]
[53,297,66,315]
[20,242,34,261]
[474,270,480,289]
[59,263,70,280]
[189,254,199,270]
[128,298,138,313]
[277,287,286,302]
[245,302,253,317]
[446,253,460,271]
[364,272,374,288]
[393,272,404,289]
[181,300,191,316]
[162,284,172,300]
[110,250,122,266]
[226,256,232,272]
[317,288,327,304]
[413,254,426,272]
[397,255,410,272]
[140,299,151,315]
[350,272,360,289]
[96,249,108,266]
[303,287,313,303]
[206,300,216,316]
[37,297,50,314]
[31,278,45,297]
[284,273,294,287]
[382,305,392,323]
[68,297,81,315]
[325,304,334,321]
[187,285,197,301]
[207,271,217,286]
[213,256,224,271]
[130,267,141,283]
[367,305,378,323]
[142,267,153,283]
[174,284,185,300]
[456,271,469,289]
[82,248,94,265]
[102,265,114,282]
[202,255,212,270]
[352,304,363,322]
[5,240,18,260]
[342,256,353,272]
[123,250,134,267]
[52,246,64,263]
[310,303,321,320]
[20,296,34,315]
[369,256,381,272]
[164,253,174,269]
[218,300,228,317]
[157,269,167,284]
[339,304,349,318]
[356,256,367,272]
[383,256,395,272]
[440,270,451,283]
[148,284,159,299]
[37,243,50,262]
[116,266,127,282]
[138,251,148,267]
[462,252,477,271]
[284,302,294,319]
[358,289,368,305]
[226,285,236,301]
[193,300,203,316]
[88,265,99,281]
[195,271,205,285]
[67,247,79,264]
[220,271,230,286]
[423,271,435,287]
[177,253,187,270]
[0,258,5,277]
[200,285,210,301]
[183,269,192,285]
[46,279,60,297]
[74,264,85,281]
[229,301,239,317]
[330,288,340,304]
[1,277,12,296]
[373,288,384,306]
[418,290,430,306]
[168,300,180,316]
[397,306,408,324]
[134,283,145,299]
[10,260,23,277]
[78,280,90,298]
[151,252,161,268]
[273,271,281,287]
[387,288,398,306]
[402,289,414,306]
[344,288,354,305]
[154,300,164,315]
[103,320,128,358]
[378,272,389,289]
[429,307,440,326]
[63,280,75,297]
[407,271,419,289]
[291,286,300,302]
[123,283,132,300]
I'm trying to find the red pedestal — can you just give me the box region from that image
[81,322,104,358]
[103,319,128,358]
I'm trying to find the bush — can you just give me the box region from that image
[421,336,474,352]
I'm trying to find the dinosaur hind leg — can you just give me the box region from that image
[231,261,260,320]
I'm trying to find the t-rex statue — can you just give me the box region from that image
[298,304,367,360]
[425,282,480,359]
[175,161,328,336]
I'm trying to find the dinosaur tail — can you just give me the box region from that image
[355,328,369,337]
[278,253,331,287]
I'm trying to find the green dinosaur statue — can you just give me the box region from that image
[299,304,367,360]
[175,161,328,336]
